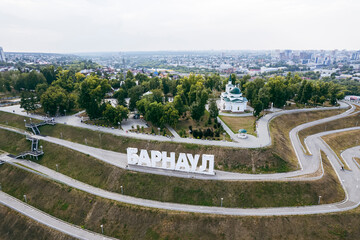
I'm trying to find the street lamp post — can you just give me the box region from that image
[120,185,123,194]
[56,164,59,172]
[100,224,104,234]
[318,195,322,204]
[23,194,27,203]
[221,197,223,207]
[64,109,67,116]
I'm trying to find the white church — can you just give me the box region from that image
[220,76,248,112]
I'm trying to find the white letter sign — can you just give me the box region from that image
[127,148,215,175]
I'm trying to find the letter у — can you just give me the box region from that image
[127,148,139,165]
[187,153,200,172]
[175,153,190,172]
[151,150,162,167]
[198,154,215,175]
[162,151,176,170]
[138,149,151,167]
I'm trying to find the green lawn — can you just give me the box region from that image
[219,115,256,136]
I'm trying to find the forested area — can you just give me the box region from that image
[0,65,349,127]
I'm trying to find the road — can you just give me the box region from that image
[0,102,359,238]
[0,102,352,149]
[0,102,358,181]
[0,191,116,240]
[1,134,360,216]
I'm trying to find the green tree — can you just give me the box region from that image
[78,75,111,119]
[40,65,57,85]
[128,85,144,111]
[41,86,76,116]
[52,70,75,93]
[267,77,288,108]
[113,89,127,106]
[126,70,134,80]
[209,99,219,118]
[136,98,151,115]
[135,73,148,83]
[35,83,48,100]
[103,104,129,125]
[20,91,37,113]
[252,99,263,117]
[258,87,271,110]
[161,103,179,127]
[151,89,163,103]
[145,102,164,126]
[173,95,186,116]
[190,101,205,122]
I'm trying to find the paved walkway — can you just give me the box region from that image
[0,103,358,181]
[0,102,352,149]
[1,137,360,216]
[0,102,359,239]
[0,191,116,240]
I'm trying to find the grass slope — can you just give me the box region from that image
[0,109,344,173]
[0,205,73,240]
[219,115,256,135]
[322,129,360,169]
[0,164,356,240]
[0,128,345,208]
[299,111,360,148]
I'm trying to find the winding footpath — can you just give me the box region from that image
[0,102,350,148]
[0,102,360,239]
[0,191,116,240]
[1,127,360,216]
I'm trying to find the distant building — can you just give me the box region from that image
[0,47,5,62]
[220,76,248,112]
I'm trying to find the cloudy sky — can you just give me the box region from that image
[0,0,359,53]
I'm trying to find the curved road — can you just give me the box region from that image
[0,191,116,240]
[1,129,360,216]
[0,101,358,181]
[0,102,359,238]
[0,102,351,149]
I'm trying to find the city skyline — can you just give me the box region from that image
[0,0,359,53]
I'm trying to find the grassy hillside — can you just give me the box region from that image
[0,109,345,173]
[0,164,357,240]
[0,128,345,208]
[0,205,74,240]
[322,129,360,169]
[299,110,360,149]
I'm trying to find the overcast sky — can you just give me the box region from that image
[0,0,359,53]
